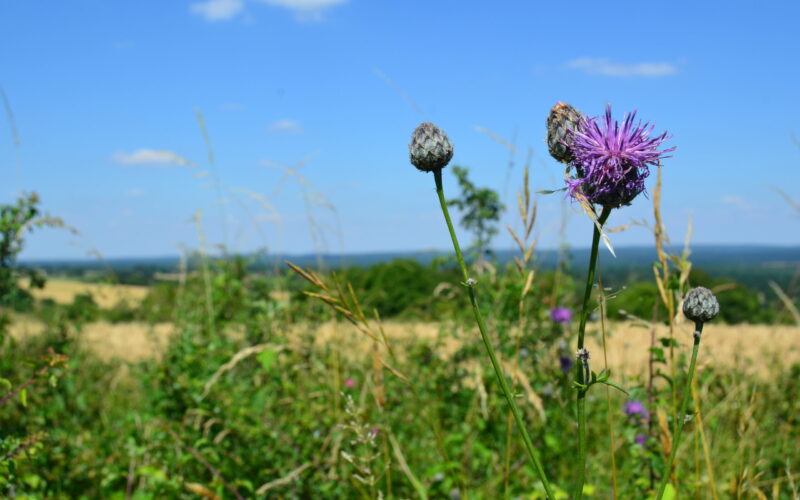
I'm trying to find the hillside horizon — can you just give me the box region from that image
[21,243,800,268]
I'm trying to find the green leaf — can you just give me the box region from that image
[600,380,629,396]
[655,370,673,386]
[257,348,277,373]
[23,473,43,489]
[660,483,676,500]
[136,465,167,482]
[649,347,666,363]
[20,388,27,408]
[0,378,11,392]
[236,479,254,493]
[659,337,679,348]
[544,433,560,450]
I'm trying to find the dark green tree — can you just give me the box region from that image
[0,193,65,313]
[446,166,505,260]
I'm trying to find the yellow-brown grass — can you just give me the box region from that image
[22,279,149,308]
[9,318,173,363]
[583,321,800,378]
[300,320,800,379]
[9,317,799,377]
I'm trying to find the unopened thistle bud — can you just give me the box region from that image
[409,122,454,172]
[682,287,720,324]
[546,101,584,164]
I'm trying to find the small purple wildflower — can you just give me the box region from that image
[559,355,574,374]
[369,428,380,437]
[634,434,649,447]
[624,400,649,420]
[344,378,356,388]
[550,307,573,325]
[567,104,674,208]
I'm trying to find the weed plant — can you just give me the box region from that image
[0,107,799,499]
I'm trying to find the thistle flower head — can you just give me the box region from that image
[624,400,649,420]
[550,306,573,325]
[559,355,574,374]
[567,104,674,208]
[547,101,584,164]
[683,286,720,323]
[409,122,454,172]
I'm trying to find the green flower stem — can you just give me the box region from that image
[433,169,555,499]
[574,205,612,500]
[655,322,703,500]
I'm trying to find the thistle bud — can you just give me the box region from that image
[546,101,584,164]
[409,122,454,172]
[682,287,720,323]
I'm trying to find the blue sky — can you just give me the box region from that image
[2,0,799,260]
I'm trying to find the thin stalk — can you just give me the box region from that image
[647,303,658,490]
[655,322,704,500]
[573,205,611,500]
[597,264,618,499]
[692,377,719,500]
[433,169,555,498]
[504,334,523,500]
[194,211,216,337]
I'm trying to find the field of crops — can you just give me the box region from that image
[10,288,800,375]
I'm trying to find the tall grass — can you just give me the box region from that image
[0,106,798,499]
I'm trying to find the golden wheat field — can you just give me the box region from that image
[10,279,798,375]
[21,278,149,308]
[10,313,799,378]
[9,279,799,375]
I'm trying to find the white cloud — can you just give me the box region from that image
[722,195,755,211]
[125,188,146,198]
[268,119,303,134]
[565,58,678,77]
[220,101,244,111]
[256,0,346,20]
[259,0,345,8]
[112,149,194,166]
[190,0,245,21]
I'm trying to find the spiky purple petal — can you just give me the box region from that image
[566,104,674,208]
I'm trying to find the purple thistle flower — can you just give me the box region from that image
[634,434,649,447]
[566,104,674,208]
[344,378,356,388]
[550,307,573,325]
[624,400,649,420]
[559,355,574,374]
